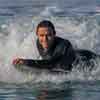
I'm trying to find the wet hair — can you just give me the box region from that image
[36,20,56,35]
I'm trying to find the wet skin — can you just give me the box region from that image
[37,27,55,49]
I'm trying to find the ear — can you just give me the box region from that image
[36,30,38,36]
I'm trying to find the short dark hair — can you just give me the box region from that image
[36,20,56,35]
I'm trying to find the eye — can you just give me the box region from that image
[40,34,44,37]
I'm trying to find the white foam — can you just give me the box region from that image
[0,16,99,83]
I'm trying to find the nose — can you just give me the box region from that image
[44,35,48,41]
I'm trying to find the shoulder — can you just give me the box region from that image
[55,36,72,48]
[53,36,73,55]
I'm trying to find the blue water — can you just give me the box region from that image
[0,0,100,100]
[0,81,100,100]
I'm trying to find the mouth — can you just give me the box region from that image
[41,42,48,48]
[43,44,48,48]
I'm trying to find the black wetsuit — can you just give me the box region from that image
[14,36,76,72]
[14,36,100,72]
[36,36,76,71]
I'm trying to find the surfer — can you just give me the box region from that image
[12,20,76,71]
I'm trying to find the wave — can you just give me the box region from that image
[0,15,99,83]
[0,0,97,17]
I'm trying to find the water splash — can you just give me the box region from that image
[0,16,100,83]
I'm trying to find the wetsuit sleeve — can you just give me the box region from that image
[18,59,56,69]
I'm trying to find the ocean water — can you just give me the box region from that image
[0,0,100,100]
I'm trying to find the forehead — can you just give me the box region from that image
[37,27,53,32]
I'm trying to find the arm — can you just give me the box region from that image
[12,58,58,69]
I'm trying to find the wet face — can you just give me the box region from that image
[37,27,55,49]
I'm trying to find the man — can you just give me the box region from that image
[13,20,76,71]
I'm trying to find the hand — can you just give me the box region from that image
[12,58,24,65]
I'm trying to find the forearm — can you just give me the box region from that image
[18,59,55,69]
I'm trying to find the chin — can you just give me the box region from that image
[43,45,48,49]
[44,46,48,49]
[43,44,48,48]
